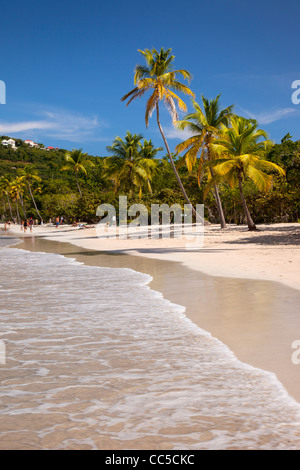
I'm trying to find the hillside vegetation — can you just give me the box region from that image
[0,132,299,225]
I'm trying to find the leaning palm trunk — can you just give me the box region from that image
[28,182,42,220]
[2,195,6,218]
[238,176,256,230]
[6,195,13,219]
[18,192,27,219]
[75,171,82,197]
[156,104,199,219]
[206,139,227,228]
[209,168,227,228]
[15,201,21,224]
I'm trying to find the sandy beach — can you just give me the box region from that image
[3,221,300,405]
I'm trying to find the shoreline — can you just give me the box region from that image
[3,222,299,291]
[2,221,300,404]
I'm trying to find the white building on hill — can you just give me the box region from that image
[1,138,16,149]
[24,139,39,148]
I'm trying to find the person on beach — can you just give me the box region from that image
[20,221,24,231]
[55,217,60,228]
[35,219,38,226]
[29,217,34,232]
[24,220,28,233]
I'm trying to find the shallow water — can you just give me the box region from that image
[1,244,300,449]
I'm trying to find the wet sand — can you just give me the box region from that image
[15,235,300,405]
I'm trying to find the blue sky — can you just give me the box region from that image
[1,0,300,156]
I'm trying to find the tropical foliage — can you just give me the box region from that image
[60,149,95,197]
[121,47,199,215]
[0,46,298,228]
[175,95,234,227]
[104,132,161,198]
[208,116,286,230]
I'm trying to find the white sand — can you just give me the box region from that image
[4,222,299,291]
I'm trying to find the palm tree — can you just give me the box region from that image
[61,149,95,197]
[105,132,159,198]
[208,116,285,230]
[175,95,234,228]
[17,166,43,220]
[0,176,8,219]
[139,138,163,160]
[10,176,27,220]
[121,47,199,215]
[0,176,14,219]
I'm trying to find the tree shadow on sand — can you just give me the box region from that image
[225,225,300,246]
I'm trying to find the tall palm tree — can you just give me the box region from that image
[105,132,159,198]
[17,166,43,220]
[175,95,234,228]
[10,176,27,220]
[61,149,95,197]
[121,47,199,215]
[139,138,163,160]
[0,176,7,218]
[208,116,285,230]
[1,176,14,219]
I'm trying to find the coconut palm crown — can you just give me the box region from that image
[208,115,285,230]
[121,47,201,216]
[121,47,195,126]
[61,149,95,197]
[175,94,234,227]
[104,132,159,197]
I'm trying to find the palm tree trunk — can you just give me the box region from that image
[206,138,227,229]
[156,103,201,221]
[15,201,21,224]
[28,182,42,220]
[6,195,13,219]
[238,176,256,230]
[18,192,27,219]
[2,195,6,218]
[75,171,82,197]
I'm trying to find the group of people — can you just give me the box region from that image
[20,217,42,232]
[3,216,91,232]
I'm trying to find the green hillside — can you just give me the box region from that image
[0,133,299,225]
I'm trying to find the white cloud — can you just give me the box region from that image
[0,108,109,143]
[164,125,194,140]
[239,107,298,125]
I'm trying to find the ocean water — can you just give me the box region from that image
[0,245,300,449]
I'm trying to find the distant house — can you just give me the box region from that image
[2,138,16,149]
[24,139,39,148]
[46,146,54,150]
